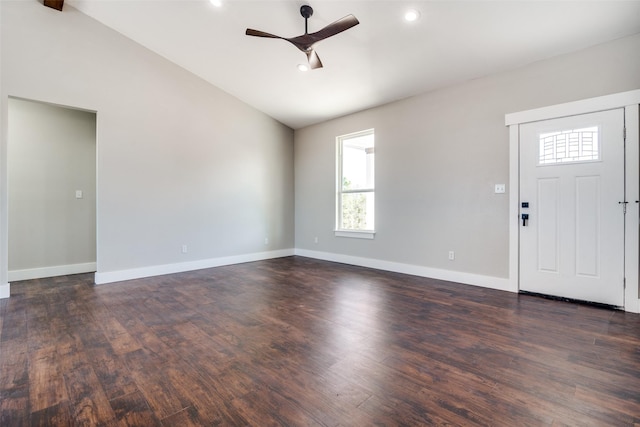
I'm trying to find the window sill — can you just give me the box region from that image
[334,230,375,240]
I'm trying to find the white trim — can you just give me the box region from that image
[505,90,640,126]
[0,283,9,299]
[8,262,96,281]
[295,248,512,293]
[508,124,520,294]
[94,249,294,285]
[624,104,640,313]
[338,128,376,140]
[334,230,375,239]
[507,90,640,313]
[336,128,376,233]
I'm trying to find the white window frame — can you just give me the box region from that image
[335,129,375,239]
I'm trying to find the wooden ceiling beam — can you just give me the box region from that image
[43,0,64,11]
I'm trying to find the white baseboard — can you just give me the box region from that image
[7,249,638,312]
[8,262,97,282]
[94,249,295,285]
[0,283,10,299]
[295,249,514,293]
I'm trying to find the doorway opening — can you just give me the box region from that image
[8,97,97,281]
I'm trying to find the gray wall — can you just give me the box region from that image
[8,98,96,273]
[1,1,294,282]
[1,1,638,290]
[294,33,640,280]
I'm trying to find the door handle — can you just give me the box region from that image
[521,213,529,226]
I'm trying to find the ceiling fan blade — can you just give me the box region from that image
[245,29,283,39]
[310,14,359,42]
[307,50,323,69]
[286,35,315,52]
[287,15,359,51]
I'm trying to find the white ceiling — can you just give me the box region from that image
[66,0,640,129]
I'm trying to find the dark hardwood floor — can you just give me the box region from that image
[1,256,639,426]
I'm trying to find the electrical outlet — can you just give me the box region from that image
[494,184,506,194]
[264,237,269,245]
[181,244,188,254]
[314,237,318,244]
[448,251,455,261]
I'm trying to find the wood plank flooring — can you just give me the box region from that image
[1,256,639,426]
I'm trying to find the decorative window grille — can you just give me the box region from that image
[539,126,599,165]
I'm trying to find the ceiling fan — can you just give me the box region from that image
[245,5,359,70]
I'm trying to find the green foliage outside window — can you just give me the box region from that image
[342,178,367,229]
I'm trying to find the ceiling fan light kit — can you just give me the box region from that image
[404,9,420,22]
[245,5,359,70]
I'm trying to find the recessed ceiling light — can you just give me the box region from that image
[297,64,309,72]
[209,0,222,7]
[404,9,420,22]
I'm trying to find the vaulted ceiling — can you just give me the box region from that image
[66,0,640,129]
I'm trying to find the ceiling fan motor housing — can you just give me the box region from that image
[300,5,313,19]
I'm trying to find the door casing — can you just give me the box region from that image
[506,90,640,313]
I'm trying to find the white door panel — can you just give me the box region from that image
[520,109,624,306]
[536,177,559,273]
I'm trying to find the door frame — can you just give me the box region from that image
[506,89,640,313]
[6,97,98,282]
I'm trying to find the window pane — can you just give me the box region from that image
[341,192,374,231]
[539,126,599,165]
[342,135,374,190]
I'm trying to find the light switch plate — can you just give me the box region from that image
[75,190,83,199]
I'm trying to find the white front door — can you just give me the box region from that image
[519,109,625,306]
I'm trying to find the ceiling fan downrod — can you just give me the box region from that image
[300,5,313,34]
